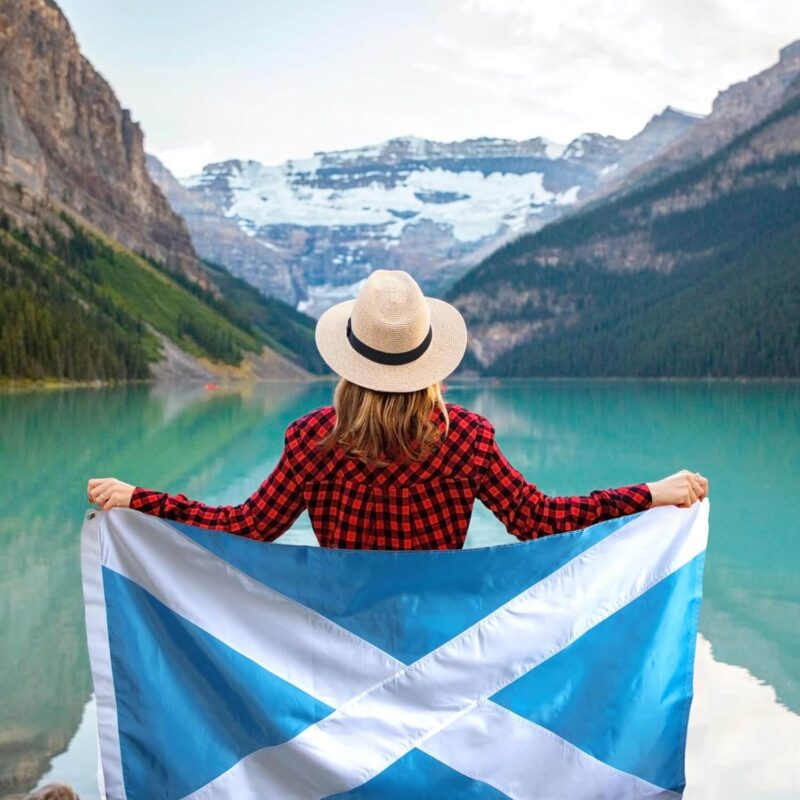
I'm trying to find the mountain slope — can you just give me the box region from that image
[603,40,800,198]
[0,212,326,382]
[149,110,699,316]
[0,0,197,275]
[448,51,800,377]
[0,0,324,381]
[200,260,327,374]
[491,217,800,378]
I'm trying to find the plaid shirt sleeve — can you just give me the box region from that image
[475,420,652,540]
[129,421,306,541]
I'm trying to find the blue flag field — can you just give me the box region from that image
[81,500,709,799]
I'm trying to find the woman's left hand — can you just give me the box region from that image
[87,477,135,510]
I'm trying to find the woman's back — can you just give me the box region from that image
[287,401,491,549]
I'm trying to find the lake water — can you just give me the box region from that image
[1,379,798,798]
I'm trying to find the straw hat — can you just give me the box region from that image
[314,269,468,392]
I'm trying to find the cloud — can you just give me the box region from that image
[58,0,800,166]
[150,141,219,178]
[412,0,800,141]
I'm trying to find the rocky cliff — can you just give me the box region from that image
[0,0,199,278]
[149,110,699,316]
[0,0,324,382]
[0,0,323,381]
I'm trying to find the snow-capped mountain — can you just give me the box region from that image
[149,108,700,316]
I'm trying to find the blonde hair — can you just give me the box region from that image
[318,378,450,466]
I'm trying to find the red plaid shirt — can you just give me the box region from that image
[130,403,652,550]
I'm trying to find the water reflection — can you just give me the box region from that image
[685,637,800,799]
[34,699,98,800]
[0,379,797,796]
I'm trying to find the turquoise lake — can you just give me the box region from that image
[1,379,798,798]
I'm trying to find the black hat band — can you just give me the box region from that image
[346,317,433,366]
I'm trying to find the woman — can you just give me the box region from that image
[87,270,708,548]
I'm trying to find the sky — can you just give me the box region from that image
[57,0,800,177]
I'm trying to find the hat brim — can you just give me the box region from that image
[315,297,468,392]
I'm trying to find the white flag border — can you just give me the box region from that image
[81,511,125,800]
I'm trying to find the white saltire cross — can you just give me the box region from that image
[89,503,707,800]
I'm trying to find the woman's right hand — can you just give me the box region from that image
[646,470,708,509]
[87,477,135,510]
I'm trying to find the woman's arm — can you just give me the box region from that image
[87,422,307,542]
[475,422,706,540]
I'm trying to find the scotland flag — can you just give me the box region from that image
[81,500,708,800]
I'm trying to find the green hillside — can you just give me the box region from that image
[200,260,327,374]
[0,214,324,382]
[492,220,800,377]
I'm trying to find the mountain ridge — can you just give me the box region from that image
[446,45,800,377]
[596,39,800,200]
[148,109,700,316]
